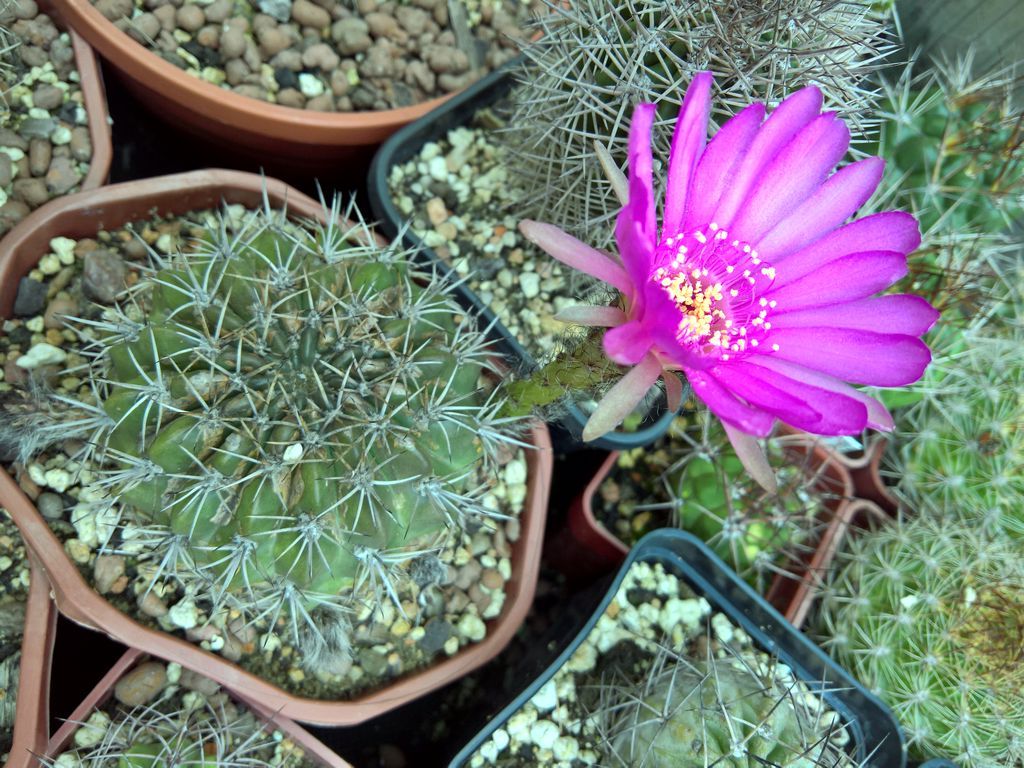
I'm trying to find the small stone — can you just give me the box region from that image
[45,157,81,196]
[404,59,434,92]
[168,598,200,629]
[364,11,399,39]
[179,668,220,696]
[305,94,334,111]
[93,554,126,594]
[331,18,371,55]
[219,27,246,59]
[126,12,160,43]
[69,127,92,162]
[481,568,503,590]
[114,661,167,707]
[256,26,291,57]
[43,468,72,493]
[529,719,559,750]
[73,711,110,748]
[427,155,447,182]
[276,87,305,108]
[297,72,324,98]
[301,42,339,71]
[360,43,393,78]
[82,249,127,303]
[32,83,63,111]
[395,4,429,35]
[0,154,12,187]
[37,492,64,519]
[12,178,49,207]
[425,196,448,225]
[519,272,540,298]
[28,138,51,177]
[94,0,132,21]
[16,342,66,369]
[256,0,291,22]
[425,45,469,75]
[175,4,205,32]
[291,0,330,27]
[204,0,233,22]
[13,277,46,316]
[457,613,486,643]
[137,589,168,618]
[65,538,91,564]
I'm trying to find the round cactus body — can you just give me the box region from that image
[817,518,1024,766]
[74,203,515,640]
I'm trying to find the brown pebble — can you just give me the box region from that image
[28,138,51,177]
[179,668,220,696]
[305,93,335,111]
[126,11,160,42]
[32,83,63,110]
[480,568,503,590]
[175,4,205,32]
[45,157,82,196]
[291,0,331,28]
[195,24,219,48]
[16,469,39,500]
[224,58,250,85]
[93,554,126,594]
[276,87,305,109]
[425,196,448,226]
[219,26,245,59]
[137,589,168,617]
[12,178,49,207]
[114,661,167,707]
[256,26,291,57]
[0,154,12,187]
[468,583,492,612]
[69,127,92,162]
[203,0,232,23]
[0,199,30,230]
[151,4,176,30]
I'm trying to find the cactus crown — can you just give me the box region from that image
[499,0,892,246]
[62,197,522,647]
[816,516,1024,766]
[589,632,855,767]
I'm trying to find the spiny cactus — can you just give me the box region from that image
[499,0,894,246]
[605,413,845,593]
[58,198,523,658]
[883,314,1023,538]
[592,639,854,767]
[43,665,312,767]
[816,516,1024,767]
[868,54,1023,324]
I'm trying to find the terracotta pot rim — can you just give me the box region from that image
[44,649,353,767]
[56,0,459,144]
[4,558,58,768]
[0,169,554,724]
[574,428,858,628]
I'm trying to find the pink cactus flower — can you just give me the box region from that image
[520,72,937,486]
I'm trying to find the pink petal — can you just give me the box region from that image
[582,353,662,441]
[684,366,775,436]
[716,361,869,435]
[616,104,658,288]
[769,211,921,283]
[765,251,907,310]
[683,102,765,232]
[729,113,850,243]
[711,86,824,228]
[554,305,628,327]
[663,71,713,236]
[712,362,823,423]
[663,370,683,412]
[723,423,777,494]
[763,327,932,386]
[772,295,940,336]
[742,355,894,431]
[603,321,653,365]
[519,220,634,297]
[754,157,885,261]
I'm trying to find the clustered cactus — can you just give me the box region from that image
[592,642,854,767]
[499,0,893,246]
[44,665,313,767]
[869,55,1023,325]
[59,199,522,661]
[816,517,1024,767]
[605,413,844,593]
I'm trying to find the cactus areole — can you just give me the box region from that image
[73,203,520,642]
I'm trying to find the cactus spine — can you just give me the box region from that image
[64,198,522,653]
[500,0,892,246]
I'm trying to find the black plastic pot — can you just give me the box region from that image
[449,528,907,768]
[367,62,677,451]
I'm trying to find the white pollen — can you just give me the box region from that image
[764,322,772,329]
[743,245,751,253]
[751,339,759,347]
[732,239,740,246]
[743,270,751,277]
[730,289,739,297]
[771,344,780,352]
[716,231,728,240]
[769,300,777,308]
[752,257,761,265]
[759,298,768,307]
[722,354,730,360]
[709,222,719,230]
[726,265,735,274]
[695,232,707,243]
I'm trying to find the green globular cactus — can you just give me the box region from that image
[607,413,843,593]
[884,317,1023,538]
[597,641,854,767]
[499,0,892,247]
[816,517,1024,767]
[869,55,1023,324]
[67,199,520,652]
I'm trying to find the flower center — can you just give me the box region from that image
[652,223,778,361]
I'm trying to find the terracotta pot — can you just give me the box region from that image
[43,649,351,767]
[51,0,458,163]
[3,558,57,768]
[0,169,555,724]
[38,0,112,191]
[551,433,856,628]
